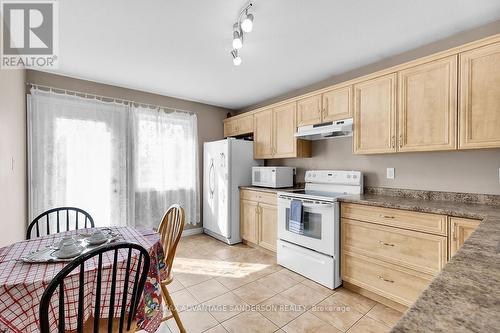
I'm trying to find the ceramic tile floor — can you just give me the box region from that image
[152,234,403,333]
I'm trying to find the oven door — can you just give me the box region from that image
[277,195,338,256]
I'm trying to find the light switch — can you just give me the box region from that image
[387,168,395,180]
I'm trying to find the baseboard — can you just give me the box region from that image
[181,228,203,237]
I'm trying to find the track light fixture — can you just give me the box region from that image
[230,2,253,66]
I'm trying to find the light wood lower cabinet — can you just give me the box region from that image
[342,251,433,307]
[341,203,449,309]
[258,203,277,252]
[449,217,480,258]
[240,189,277,252]
[342,218,447,275]
[240,199,258,244]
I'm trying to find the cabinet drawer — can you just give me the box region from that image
[341,203,447,236]
[240,189,276,206]
[342,251,433,307]
[342,219,447,275]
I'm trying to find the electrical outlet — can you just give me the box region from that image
[387,168,395,180]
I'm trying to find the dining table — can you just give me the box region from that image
[0,226,167,333]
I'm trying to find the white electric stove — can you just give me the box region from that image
[276,170,363,289]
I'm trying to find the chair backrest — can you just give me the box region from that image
[39,242,150,333]
[158,204,185,280]
[27,207,95,239]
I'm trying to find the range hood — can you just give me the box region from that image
[295,118,353,140]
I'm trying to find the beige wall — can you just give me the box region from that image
[24,70,230,230]
[268,138,500,195]
[0,69,27,246]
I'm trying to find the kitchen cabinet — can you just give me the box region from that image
[297,95,322,126]
[322,85,353,122]
[223,114,254,137]
[253,109,274,158]
[459,41,500,149]
[341,203,448,310]
[240,199,258,244]
[253,103,311,159]
[449,217,480,258]
[398,56,458,152]
[258,203,277,252]
[240,189,277,252]
[353,73,397,154]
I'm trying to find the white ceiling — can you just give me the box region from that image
[47,0,500,109]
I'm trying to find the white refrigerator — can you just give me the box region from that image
[203,138,261,244]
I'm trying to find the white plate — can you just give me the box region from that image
[53,246,84,259]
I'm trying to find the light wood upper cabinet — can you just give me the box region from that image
[240,199,258,244]
[254,103,311,159]
[273,102,297,157]
[297,95,322,126]
[459,42,500,149]
[253,109,274,159]
[449,217,480,258]
[322,85,353,122]
[354,73,397,154]
[398,56,458,152]
[224,115,254,137]
[258,203,277,252]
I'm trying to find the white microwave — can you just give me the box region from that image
[252,167,295,188]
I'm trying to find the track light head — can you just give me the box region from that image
[231,50,242,66]
[241,13,254,33]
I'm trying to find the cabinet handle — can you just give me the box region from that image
[453,224,458,241]
[378,240,395,247]
[391,136,395,148]
[377,275,394,283]
[379,214,395,219]
[399,134,403,148]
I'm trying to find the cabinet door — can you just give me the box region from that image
[297,95,322,126]
[449,217,480,258]
[240,199,258,244]
[237,115,254,135]
[398,56,457,152]
[322,85,353,122]
[459,42,500,149]
[258,203,277,252]
[253,109,274,159]
[273,102,297,158]
[223,119,237,137]
[354,74,397,154]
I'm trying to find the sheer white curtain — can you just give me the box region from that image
[28,88,200,229]
[132,107,199,227]
[28,88,130,227]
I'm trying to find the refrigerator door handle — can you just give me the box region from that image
[209,158,215,199]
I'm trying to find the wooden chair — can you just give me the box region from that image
[39,242,150,333]
[27,207,95,239]
[158,204,186,333]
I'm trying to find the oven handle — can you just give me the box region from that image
[279,195,334,208]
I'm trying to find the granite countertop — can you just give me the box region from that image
[337,193,500,333]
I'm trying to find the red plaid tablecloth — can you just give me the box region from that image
[0,227,167,333]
